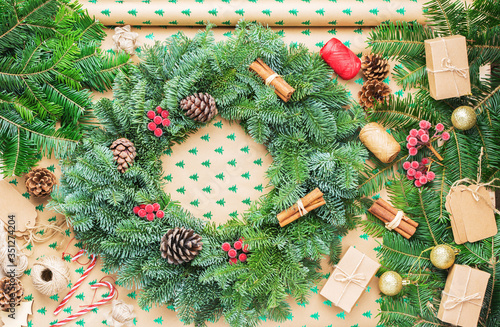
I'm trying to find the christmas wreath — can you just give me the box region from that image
[51,22,367,326]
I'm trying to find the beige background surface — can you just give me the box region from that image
[82,0,425,26]
[0,13,413,327]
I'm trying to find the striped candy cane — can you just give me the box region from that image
[54,250,97,315]
[52,281,116,326]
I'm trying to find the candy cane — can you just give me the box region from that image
[54,250,97,315]
[52,281,116,326]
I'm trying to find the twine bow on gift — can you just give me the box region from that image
[112,25,140,55]
[431,57,469,79]
[427,37,469,97]
[385,210,404,231]
[332,254,367,306]
[442,292,482,310]
[442,266,483,326]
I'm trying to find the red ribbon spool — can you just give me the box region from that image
[320,38,361,80]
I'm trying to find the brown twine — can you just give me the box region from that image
[18,219,67,253]
[447,147,500,215]
[31,256,71,296]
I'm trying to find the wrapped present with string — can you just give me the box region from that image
[320,246,380,313]
[437,264,490,327]
[425,35,471,100]
[445,148,499,244]
[276,188,325,227]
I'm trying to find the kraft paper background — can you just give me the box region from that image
[82,0,425,26]
[0,5,421,326]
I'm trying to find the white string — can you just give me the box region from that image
[442,266,482,326]
[385,211,404,231]
[265,73,279,86]
[332,254,366,306]
[296,199,308,217]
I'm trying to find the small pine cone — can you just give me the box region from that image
[0,277,23,311]
[160,227,203,265]
[358,80,391,109]
[25,167,56,198]
[110,138,136,173]
[180,93,218,123]
[361,54,390,81]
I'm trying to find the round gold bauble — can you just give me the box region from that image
[379,271,403,296]
[430,244,455,269]
[451,106,476,130]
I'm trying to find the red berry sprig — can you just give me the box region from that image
[147,106,171,138]
[222,238,249,264]
[406,121,450,157]
[402,158,436,188]
[133,203,165,221]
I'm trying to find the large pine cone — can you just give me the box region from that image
[25,167,56,197]
[160,227,203,264]
[0,277,23,311]
[361,54,390,81]
[180,93,218,123]
[358,80,391,109]
[110,138,136,173]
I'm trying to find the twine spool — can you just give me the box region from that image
[107,300,135,327]
[359,122,401,164]
[31,256,70,296]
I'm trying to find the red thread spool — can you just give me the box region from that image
[320,38,361,80]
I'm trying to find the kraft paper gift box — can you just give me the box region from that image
[446,184,498,244]
[320,246,380,313]
[437,264,490,327]
[425,35,471,100]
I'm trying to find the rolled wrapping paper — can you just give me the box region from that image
[83,0,425,26]
[359,122,401,164]
[320,38,360,80]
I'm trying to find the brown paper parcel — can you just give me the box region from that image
[320,246,380,313]
[437,264,490,327]
[425,35,471,100]
[446,184,497,244]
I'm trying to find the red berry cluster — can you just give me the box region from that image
[222,238,249,265]
[147,106,171,137]
[406,121,450,156]
[403,158,436,187]
[133,203,165,221]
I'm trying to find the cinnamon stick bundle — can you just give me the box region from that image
[249,58,295,102]
[368,199,418,239]
[277,188,326,227]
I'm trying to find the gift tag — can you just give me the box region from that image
[446,184,497,244]
[0,181,37,233]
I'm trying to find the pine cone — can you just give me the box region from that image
[361,54,390,81]
[0,277,23,311]
[25,167,56,198]
[160,227,203,264]
[180,93,218,123]
[358,80,391,109]
[110,138,136,173]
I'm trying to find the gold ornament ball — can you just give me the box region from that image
[379,271,403,296]
[430,244,455,269]
[451,106,476,130]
